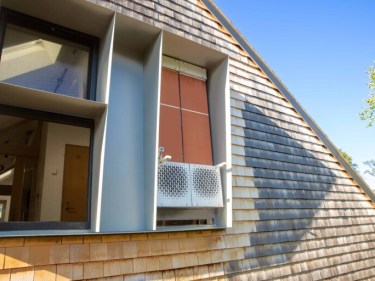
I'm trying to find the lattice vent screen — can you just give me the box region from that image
[157,162,223,207]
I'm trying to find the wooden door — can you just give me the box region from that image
[61,145,89,222]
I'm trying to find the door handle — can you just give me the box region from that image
[65,207,76,212]
[65,202,76,213]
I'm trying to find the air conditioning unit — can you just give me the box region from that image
[157,162,223,207]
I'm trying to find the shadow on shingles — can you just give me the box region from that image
[227,100,341,274]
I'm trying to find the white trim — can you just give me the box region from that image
[0,196,11,222]
[181,108,209,116]
[162,55,207,80]
[162,55,179,71]
[160,103,209,116]
[160,103,180,110]
[180,61,207,80]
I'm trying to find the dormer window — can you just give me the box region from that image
[157,56,229,227]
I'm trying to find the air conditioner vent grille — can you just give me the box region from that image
[191,164,223,207]
[157,162,191,207]
[157,162,223,208]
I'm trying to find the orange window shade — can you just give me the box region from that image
[159,65,212,165]
[181,110,213,165]
[160,68,180,107]
[159,105,183,163]
[179,74,209,114]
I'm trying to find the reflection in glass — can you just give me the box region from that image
[0,24,89,98]
[0,114,90,223]
[0,200,7,222]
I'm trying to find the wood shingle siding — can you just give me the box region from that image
[0,0,374,280]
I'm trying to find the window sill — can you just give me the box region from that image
[0,225,226,238]
[0,82,106,119]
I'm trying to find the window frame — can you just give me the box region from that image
[0,9,99,232]
[0,8,99,100]
[156,55,231,228]
[0,104,94,231]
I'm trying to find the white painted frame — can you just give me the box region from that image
[0,196,11,222]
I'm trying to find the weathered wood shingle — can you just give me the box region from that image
[2,0,374,280]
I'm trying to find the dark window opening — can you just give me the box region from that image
[0,106,93,230]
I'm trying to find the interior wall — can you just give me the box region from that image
[39,122,90,221]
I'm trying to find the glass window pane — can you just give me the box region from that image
[0,24,90,98]
[0,113,91,223]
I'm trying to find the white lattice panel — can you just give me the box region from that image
[190,164,223,207]
[157,162,191,207]
[157,162,224,208]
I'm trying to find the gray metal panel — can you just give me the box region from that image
[143,32,163,230]
[100,49,145,232]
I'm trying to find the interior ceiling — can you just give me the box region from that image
[0,117,36,177]
[0,115,23,131]
[0,118,36,147]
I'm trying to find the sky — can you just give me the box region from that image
[214,0,375,188]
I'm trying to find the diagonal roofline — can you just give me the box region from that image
[201,0,375,202]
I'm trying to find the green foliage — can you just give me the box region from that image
[359,64,375,179]
[364,160,375,177]
[360,64,375,127]
[368,65,375,89]
[339,148,358,170]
